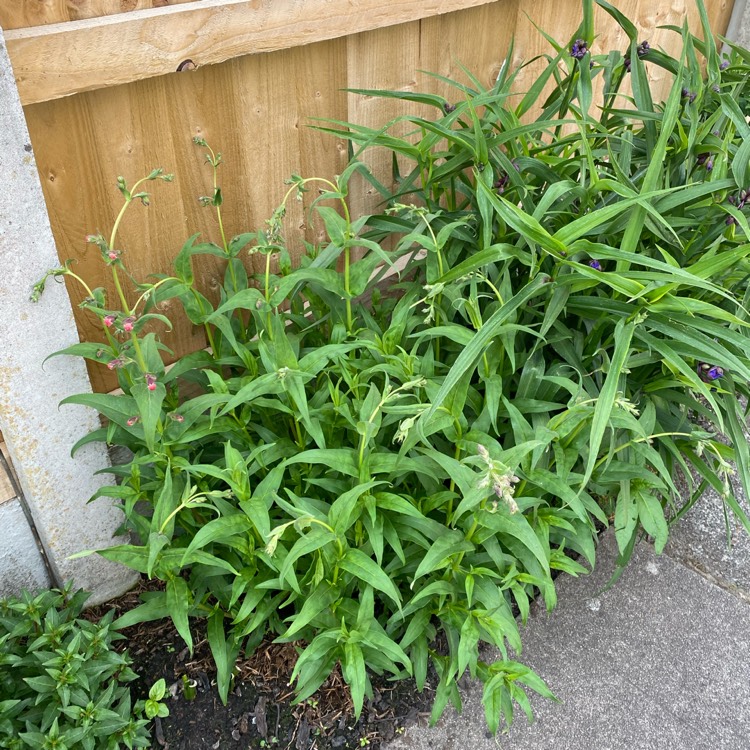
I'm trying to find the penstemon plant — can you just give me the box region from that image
[34,0,750,736]
[0,584,166,750]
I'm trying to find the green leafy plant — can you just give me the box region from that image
[0,584,163,750]
[35,0,750,735]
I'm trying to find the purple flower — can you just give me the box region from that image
[570,39,588,60]
[145,373,158,391]
[443,102,456,114]
[720,60,730,71]
[624,57,632,73]
[122,316,136,332]
[494,173,510,194]
[106,357,125,370]
[697,363,724,382]
[682,88,696,103]
[588,259,602,271]
[637,40,650,57]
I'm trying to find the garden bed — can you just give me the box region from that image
[93,582,436,750]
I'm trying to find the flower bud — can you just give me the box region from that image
[570,39,588,60]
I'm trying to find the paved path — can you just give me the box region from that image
[386,487,750,750]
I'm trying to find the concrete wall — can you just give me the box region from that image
[0,499,50,595]
[0,28,138,604]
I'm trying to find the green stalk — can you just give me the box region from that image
[206,144,236,291]
[344,245,353,333]
[446,425,463,522]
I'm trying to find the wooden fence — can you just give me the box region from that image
[2,0,735,391]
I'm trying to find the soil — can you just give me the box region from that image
[90,580,436,750]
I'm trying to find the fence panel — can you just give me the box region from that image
[2,0,734,390]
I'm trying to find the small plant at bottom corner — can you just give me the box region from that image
[0,583,157,750]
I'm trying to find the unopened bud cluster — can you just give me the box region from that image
[476,445,520,514]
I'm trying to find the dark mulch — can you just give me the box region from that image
[89,580,435,750]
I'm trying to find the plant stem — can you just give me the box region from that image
[344,245,353,333]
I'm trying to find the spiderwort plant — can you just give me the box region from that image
[321,0,750,590]
[34,0,750,738]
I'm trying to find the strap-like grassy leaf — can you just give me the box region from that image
[581,318,635,488]
[419,275,550,425]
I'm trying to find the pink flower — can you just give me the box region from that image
[126,416,139,427]
[106,357,125,370]
[145,373,157,391]
[122,316,136,332]
[108,251,118,261]
[169,413,185,423]
[103,314,116,327]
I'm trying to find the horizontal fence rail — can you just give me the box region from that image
[5,0,499,105]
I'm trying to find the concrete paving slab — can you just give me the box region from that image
[385,533,750,750]
[665,481,750,603]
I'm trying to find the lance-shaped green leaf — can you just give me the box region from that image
[339,548,402,608]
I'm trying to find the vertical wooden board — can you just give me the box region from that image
[418,0,519,97]
[289,40,351,248]
[346,21,423,222]
[226,39,350,259]
[24,37,349,390]
[25,77,210,391]
[0,0,195,30]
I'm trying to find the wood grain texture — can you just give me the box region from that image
[347,1,519,221]
[25,38,348,390]
[0,1,195,31]
[6,0,501,105]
